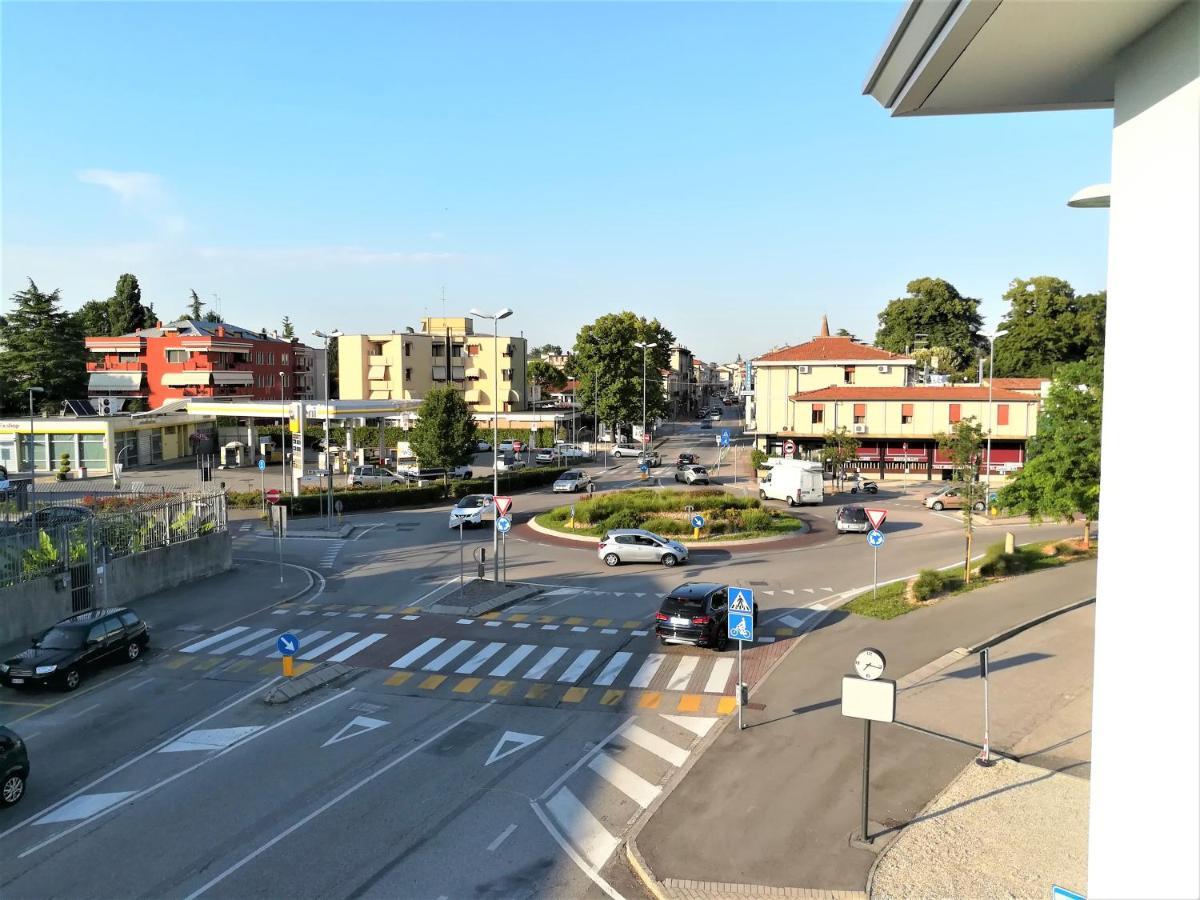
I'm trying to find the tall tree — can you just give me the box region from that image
[994,277,1106,376]
[107,273,153,335]
[72,299,112,337]
[408,386,478,476]
[937,417,987,582]
[281,316,296,339]
[0,280,88,414]
[527,358,567,401]
[186,289,205,319]
[203,310,222,323]
[875,277,986,377]
[570,313,674,439]
[530,343,563,359]
[998,361,1101,547]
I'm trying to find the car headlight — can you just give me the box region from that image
[36,664,57,675]
[0,663,8,673]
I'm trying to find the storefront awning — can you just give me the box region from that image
[367,365,387,379]
[161,372,212,387]
[88,372,143,390]
[465,367,482,379]
[464,389,483,403]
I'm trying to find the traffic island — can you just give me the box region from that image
[262,662,361,704]
[420,577,541,616]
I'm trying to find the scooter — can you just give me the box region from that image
[850,480,879,494]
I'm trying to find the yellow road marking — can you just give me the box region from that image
[401,607,421,614]
[227,659,255,672]
[259,662,277,675]
[593,618,613,627]
[638,691,662,709]
[489,680,515,696]
[774,627,794,637]
[384,671,413,687]
[349,605,368,612]
[194,657,224,671]
[622,620,643,629]
[453,677,482,694]
[600,689,625,706]
[526,683,550,700]
[166,656,192,669]
[294,662,316,676]
[564,617,584,626]
[536,615,557,624]
[507,613,528,622]
[717,697,737,715]
[677,694,702,713]
[480,611,502,620]
[419,674,447,690]
[562,687,587,703]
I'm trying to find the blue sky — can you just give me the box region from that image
[2,1,1111,363]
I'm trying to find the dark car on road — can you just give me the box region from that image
[836,505,871,534]
[655,583,758,650]
[18,505,94,531]
[1,608,150,692]
[675,453,698,469]
[1,726,29,806]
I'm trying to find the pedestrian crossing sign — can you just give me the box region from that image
[729,587,753,614]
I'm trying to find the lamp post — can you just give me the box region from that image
[312,329,343,530]
[470,307,514,582]
[634,341,657,450]
[27,386,44,518]
[985,333,997,502]
[279,371,287,496]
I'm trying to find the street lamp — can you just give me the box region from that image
[634,341,657,451]
[27,386,44,517]
[312,329,343,530]
[985,333,997,502]
[470,307,514,582]
[279,370,287,497]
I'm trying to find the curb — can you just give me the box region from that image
[262,662,359,703]
[232,556,317,605]
[966,595,1096,653]
[426,581,541,616]
[524,511,810,549]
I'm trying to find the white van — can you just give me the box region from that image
[758,461,823,506]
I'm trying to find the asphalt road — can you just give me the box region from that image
[0,411,1082,899]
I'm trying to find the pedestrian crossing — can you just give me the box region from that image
[318,541,345,568]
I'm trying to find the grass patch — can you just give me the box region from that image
[842,582,912,620]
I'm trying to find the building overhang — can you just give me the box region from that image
[864,0,1183,116]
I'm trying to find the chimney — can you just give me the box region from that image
[217,325,225,338]
[819,314,830,337]
[156,320,163,328]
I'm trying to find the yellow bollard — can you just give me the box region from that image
[693,527,700,540]
[282,656,294,677]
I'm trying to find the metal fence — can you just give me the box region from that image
[0,491,227,594]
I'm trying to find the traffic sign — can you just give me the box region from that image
[867,529,885,547]
[729,587,753,613]
[266,488,281,505]
[496,516,511,533]
[641,433,651,443]
[721,429,730,441]
[276,633,299,656]
[727,587,754,641]
[720,433,730,448]
[639,463,649,473]
[783,439,796,455]
[865,508,887,530]
[258,458,266,471]
[494,496,513,516]
[691,514,706,529]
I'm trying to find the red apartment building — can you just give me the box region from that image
[85,320,304,411]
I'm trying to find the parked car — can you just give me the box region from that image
[475,440,492,452]
[708,409,722,420]
[654,582,757,649]
[923,486,985,512]
[675,465,710,485]
[556,443,587,460]
[611,444,642,458]
[638,450,662,467]
[676,453,698,468]
[449,494,496,528]
[348,465,405,488]
[700,419,712,430]
[498,440,515,453]
[836,505,871,534]
[553,470,591,493]
[0,726,29,806]
[405,468,447,484]
[695,409,709,419]
[598,529,688,568]
[18,505,94,531]
[450,465,474,479]
[496,458,526,473]
[535,448,558,464]
[1,608,150,692]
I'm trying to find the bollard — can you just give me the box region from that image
[282,656,294,677]
[1004,531,1015,554]
[693,526,700,540]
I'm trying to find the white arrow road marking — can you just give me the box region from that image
[822,587,834,592]
[804,588,816,594]
[783,589,795,595]
[322,715,388,748]
[660,714,718,738]
[763,590,775,596]
[485,730,544,766]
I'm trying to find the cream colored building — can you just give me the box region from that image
[338,316,528,412]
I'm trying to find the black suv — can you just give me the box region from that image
[1,608,150,692]
[1,726,29,806]
[655,583,758,650]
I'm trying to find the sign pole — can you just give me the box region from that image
[873,543,878,603]
[502,528,508,583]
[978,647,992,766]
[861,719,872,843]
[459,521,465,597]
[276,510,283,584]
[260,466,266,519]
[737,638,743,731]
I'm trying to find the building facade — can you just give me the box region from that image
[338,316,529,412]
[667,345,696,416]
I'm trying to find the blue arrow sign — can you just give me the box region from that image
[496,516,511,533]
[258,458,267,471]
[721,429,730,440]
[691,514,706,529]
[720,434,730,448]
[867,529,885,548]
[277,633,299,656]
[639,463,649,472]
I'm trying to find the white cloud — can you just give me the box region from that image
[195,245,461,266]
[76,169,187,236]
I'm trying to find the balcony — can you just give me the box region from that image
[369,355,388,366]
[88,361,146,372]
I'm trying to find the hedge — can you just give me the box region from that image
[252,424,558,451]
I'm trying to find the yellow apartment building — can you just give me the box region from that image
[338,316,529,412]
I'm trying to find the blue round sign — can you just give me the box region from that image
[691,514,706,528]
[277,633,300,656]
[639,463,649,472]
[258,458,267,471]
[496,516,511,533]
[867,529,885,547]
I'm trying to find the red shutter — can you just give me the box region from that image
[812,403,824,411]
[949,403,961,423]
[996,404,1009,426]
[901,403,914,417]
[853,403,866,417]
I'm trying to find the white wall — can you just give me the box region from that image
[1090,4,1200,897]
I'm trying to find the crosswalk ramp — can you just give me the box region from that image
[318,541,345,569]
[538,713,717,870]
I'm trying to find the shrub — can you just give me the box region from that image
[641,515,689,536]
[913,569,945,601]
[56,453,71,481]
[738,508,774,532]
[979,552,1028,578]
[602,510,642,532]
[750,448,768,470]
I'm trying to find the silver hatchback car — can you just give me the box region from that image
[598,529,689,568]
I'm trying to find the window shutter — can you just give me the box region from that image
[812,403,824,411]
[949,403,961,423]
[853,403,866,417]
[997,404,1009,426]
[901,403,914,416]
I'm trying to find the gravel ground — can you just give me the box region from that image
[869,758,1088,900]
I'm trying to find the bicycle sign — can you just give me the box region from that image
[729,616,753,641]
[727,585,755,733]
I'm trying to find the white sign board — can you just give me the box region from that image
[841,677,897,723]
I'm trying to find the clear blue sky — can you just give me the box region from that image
[2,1,1111,363]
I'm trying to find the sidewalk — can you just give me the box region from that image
[630,560,1097,896]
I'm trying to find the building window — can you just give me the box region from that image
[467,344,481,355]
[166,349,187,364]
[949,403,962,423]
[81,434,106,468]
[119,353,139,364]
[282,353,289,364]
[405,342,412,357]
[405,367,412,381]
[901,403,914,425]
[996,404,1010,426]
[844,366,856,384]
[811,404,824,425]
[853,403,867,424]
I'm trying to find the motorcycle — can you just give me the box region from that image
[850,480,879,495]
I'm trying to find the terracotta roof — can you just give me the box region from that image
[988,377,1047,389]
[789,386,1037,403]
[755,336,910,363]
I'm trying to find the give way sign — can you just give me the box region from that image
[865,508,887,530]
[495,496,513,516]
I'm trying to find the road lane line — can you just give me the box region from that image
[530,802,624,900]
[390,637,445,669]
[486,823,517,852]
[424,639,476,672]
[209,628,275,655]
[558,649,600,683]
[592,652,633,686]
[488,644,536,677]
[67,703,101,719]
[455,642,507,675]
[326,633,386,663]
[182,701,493,900]
[545,787,620,869]
[587,751,661,808]
[621,723,688,766]
[665,657,698,692]
[270,630,329,658]
[630,654,665,688]
[127,679,155,692]
[524,646,568,680]
[297,632,358,660]
[703,659,734,693]
[179,627,250,654]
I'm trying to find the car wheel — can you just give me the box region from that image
[850,487,858,494]
[973,501,985,512]
[715,629,728,652]
[62,668,81,691]
[758,489,767,500]
[604,553,620,567]
[786,495,796,507]
[932,501,944,511]
[126,641,141,662]
[1,772,25,806]
[661,553,678,568]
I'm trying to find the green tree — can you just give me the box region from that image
[875,278,986,377]
[994,277,1106,376]
[527,358,567,402]
[107,273,153,335]
[822,426,860,489]
[408,386,477,476]
[530,343,563,359]
[570,313,674,439]
[186,289,205,319]
[997,361,1101,547]
[281,316,295,339]
[72,299,112,336]
[0,280,88,414]
[937,416,987,582]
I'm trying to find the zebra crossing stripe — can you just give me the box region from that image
[525,647,569,680]
[592,651,633,686]
[666,657,698,692]
[271,630,329,658]
[704,659,734,694]
[299,632,357,660]
[455,642,507,675]
[780,613,809,629]
[488,644,536,677]
[558,649,600,683]
[180,627,249,654]
[208,628,274,655]
[327,633,386,663]
[587,751,661,808]
[390,637,445,669]
[621,723,688,767]
[631,654,665,689]
[424,639,476,672]
[545,786,620,869]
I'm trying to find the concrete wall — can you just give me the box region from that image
[0,575,74,644]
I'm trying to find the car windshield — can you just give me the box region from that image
[663,595,704,613]
[561,472,581,480]
[37,626,84,650]
[842,508,867,521]
[455,495,489,509]
[693,466,708,473]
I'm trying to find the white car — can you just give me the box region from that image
[612,444,643,458]
[498,440,515,454]
[496,457,526,472]
[556,443,587,459]
[347,465,405,488]
[449,494,496,528]
[451,465,474,479]
[553,470,591,493]
[475,440,492,452]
